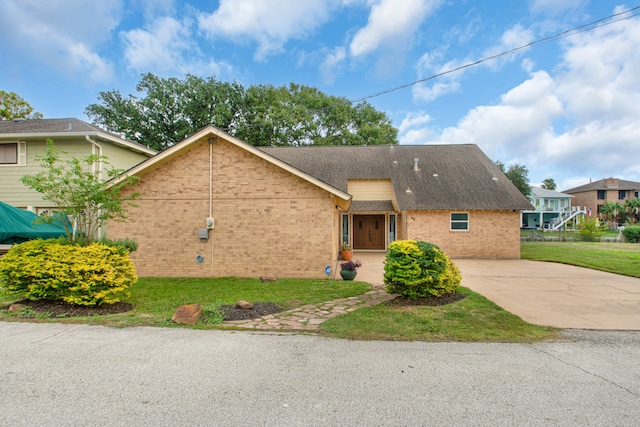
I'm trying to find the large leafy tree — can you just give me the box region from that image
[86,74,398,150]
[0,90,42,120]
[625,198,640,224]
[599,201,625,225]
[86,74,245,150]
[20,139,140,244]
[495,161,531,197]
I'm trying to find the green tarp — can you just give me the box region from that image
[0,201,67,244]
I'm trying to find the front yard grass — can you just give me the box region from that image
[0,277,371,328]
[521,241,640,278]
[319,287,559,342]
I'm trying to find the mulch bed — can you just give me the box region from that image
[219,302,283,321]
[6,299,134,318]
[387,292,466,307]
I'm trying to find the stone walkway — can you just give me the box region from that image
[224,284,395,331]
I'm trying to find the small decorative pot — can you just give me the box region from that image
[341,250,353,261]
[340,268,357,281]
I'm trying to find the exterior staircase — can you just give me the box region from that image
[548,206,587,230]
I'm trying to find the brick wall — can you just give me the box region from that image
[108,136,337,278]
[405,210,521,258]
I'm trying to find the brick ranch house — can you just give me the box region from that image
[107,126,532,278]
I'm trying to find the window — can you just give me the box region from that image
[619,190,627,200]
[597,190,606,200]
[451,212,469,231]
[635,192,639,198]
[341,214,350,247]
[0,143,17,164]
[388,214,396,243]
[0,141,26,166]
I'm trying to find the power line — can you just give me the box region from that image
[349,6,640,104]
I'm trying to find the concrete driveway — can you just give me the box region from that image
[354,253,640,330]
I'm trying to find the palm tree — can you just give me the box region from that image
[599,201,625,227]
[624,198,640,224]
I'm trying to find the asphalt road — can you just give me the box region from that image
[1,323,639,426]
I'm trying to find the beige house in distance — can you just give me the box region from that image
[0,118,156,213]
[107,126,532,279]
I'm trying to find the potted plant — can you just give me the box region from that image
[339,259,362,281]
[340,241,353,261]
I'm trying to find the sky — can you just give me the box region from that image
[1,0,639,191]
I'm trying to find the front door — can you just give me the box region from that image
[353,215,385,250]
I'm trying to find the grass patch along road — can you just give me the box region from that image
[0,277,371,328]
[521,241,640,278]
[320,287,559,342]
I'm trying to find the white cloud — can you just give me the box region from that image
[482,24,536,70]
[408,13,640,185]
[319,47,347,85]
[349,0,441,57]
[121,16,233,78]
[198,0,337,62]
[0,0,121,83]
[398,112,434,144]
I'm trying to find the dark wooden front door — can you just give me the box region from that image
[353,215,385,250]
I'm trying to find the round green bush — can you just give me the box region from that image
[0,239,137,306]
[621,225,640,243]
[384,240,461,298]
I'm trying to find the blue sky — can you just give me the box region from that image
[1,0,639,191]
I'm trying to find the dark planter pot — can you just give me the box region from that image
[340,268,357,281]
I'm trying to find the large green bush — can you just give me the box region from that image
[621,226,640,243]
[384,240,461,298]
[0,239,137,306]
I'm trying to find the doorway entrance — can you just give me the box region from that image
[353,214,385,250]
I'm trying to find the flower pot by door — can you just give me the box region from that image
[341,250,353,261]
[340,268,357,281]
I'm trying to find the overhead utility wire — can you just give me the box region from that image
[349,6,640,104]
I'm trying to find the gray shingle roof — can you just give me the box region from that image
[0,118,156,154]
[260,145,533,211]
[563,178,640,193]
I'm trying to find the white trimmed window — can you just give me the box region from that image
[450,212,469,231]
[0,141,26,166]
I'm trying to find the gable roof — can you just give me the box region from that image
[563,178,640,193]
[108,125,352,201]
[260,144,533,211]
[530,187,574,198]
[0,118,157,156]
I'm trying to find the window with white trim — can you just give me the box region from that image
[0,141,26,166]
[450,212,469,231]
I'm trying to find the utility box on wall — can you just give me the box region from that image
[198,229,209,240]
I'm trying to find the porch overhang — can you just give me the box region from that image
[348,200,395,212]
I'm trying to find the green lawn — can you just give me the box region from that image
[0,277,371,328]
[521,241,640,277]
[320,287,558,342]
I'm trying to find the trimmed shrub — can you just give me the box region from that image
[621,226,640,243]
[0,239,137,306]
[384,240,461,298]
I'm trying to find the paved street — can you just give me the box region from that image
[1,322,639,426]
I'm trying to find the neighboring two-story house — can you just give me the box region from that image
[564,178,640,217]
[521,187,585,229]
[0,118,157,213]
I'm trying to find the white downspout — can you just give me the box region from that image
[209,136,214,276]
[85,135,104,240]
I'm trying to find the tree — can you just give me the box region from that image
[86,74,398,150]
[20,139,140,244]
[0,90,42,120]
[624,198,640,224]
[541,178,557,190]
[495,161,531,197]
[599,201,625,226]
